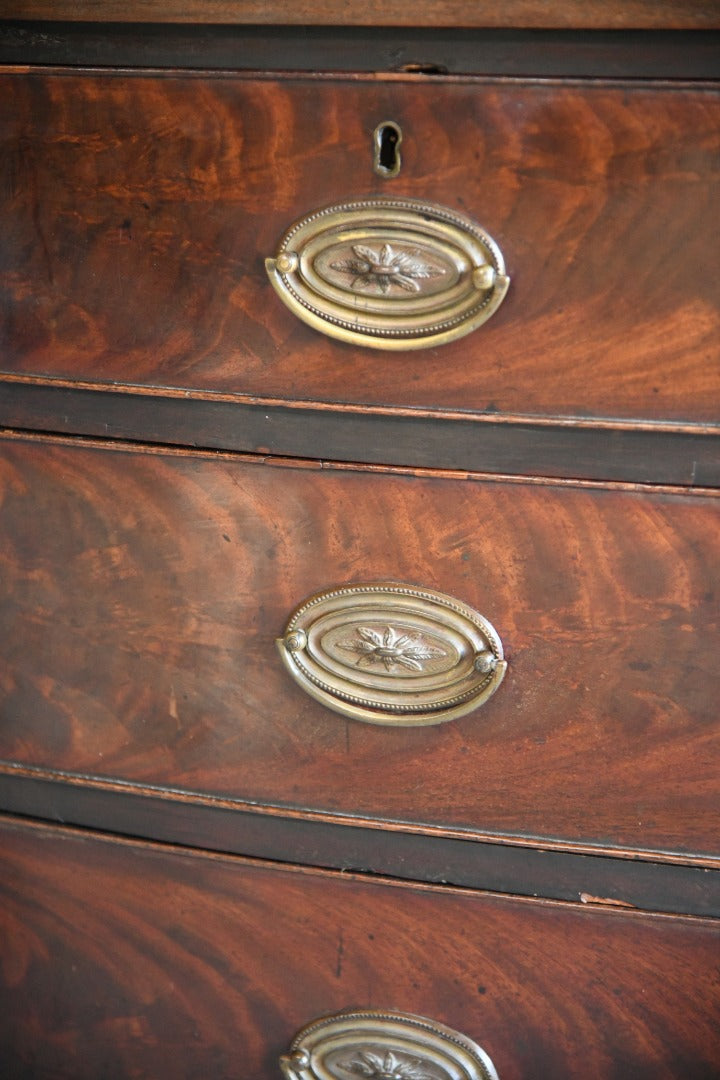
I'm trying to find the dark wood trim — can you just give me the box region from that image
[2,380,719,486]
[1,769,718,917]
[10,758,720,866]
[1,23,718,77]
[0,2,718,31]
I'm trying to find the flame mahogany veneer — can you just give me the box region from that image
[2,817,720,1079]
[1,71,718,425]
[1,435,719,858]
[1,11,719,1078]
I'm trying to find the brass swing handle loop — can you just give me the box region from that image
[277,581,506,727]
[266,197,509,351]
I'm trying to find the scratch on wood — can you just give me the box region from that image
[580,892,635,908]
[336,928,344,978]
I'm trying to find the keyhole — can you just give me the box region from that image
[373,121,402,178]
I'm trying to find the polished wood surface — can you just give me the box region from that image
[1,71,718,424]
[2,433,718,857]
[1,18,717,1080]
[1,0,718,29]
[2,817,720,1079]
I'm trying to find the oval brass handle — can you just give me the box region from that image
[280,1008,500,1079]
[277,581,506,726]
[265,197,509,350]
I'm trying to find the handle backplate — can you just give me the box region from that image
[277,581,506,726]
[280,1009,500,1080]
[266,197,509,350]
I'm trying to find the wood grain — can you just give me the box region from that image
[1,71,718,425]
[1,433,718,858]
[0,0,718,29]
[2,817,720,1079]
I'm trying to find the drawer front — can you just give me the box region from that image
[1,69,718,424]
[2,817,720,1079]
[2,434,718,858]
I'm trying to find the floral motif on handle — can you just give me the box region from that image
[341,1049,439,1079]
[330,243,446,294]
[337,626,447,673]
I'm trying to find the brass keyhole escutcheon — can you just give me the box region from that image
[374,121,402,177]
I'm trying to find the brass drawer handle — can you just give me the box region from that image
[280,1008,499,1079]
[266,197,509,350]
[277,581,506,726]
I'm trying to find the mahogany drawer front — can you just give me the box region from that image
[1,69,719,427]
[2,816,720,1079]
[2,433,718,859]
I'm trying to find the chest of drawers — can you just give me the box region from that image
[1,6,719,1078]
